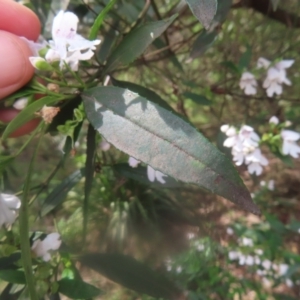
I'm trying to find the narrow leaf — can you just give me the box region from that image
[82,86,260,214]
[2,95,63,140]
[105,15,177,73]
[189,29,218,59]
[183,92,212,105]
[58,278,102,298]
[0,270,26,284]
[41,169,85,216]
[238,46,252,71]
[80,253,181,299]
[186,0,218,29]
[89,0,117,40]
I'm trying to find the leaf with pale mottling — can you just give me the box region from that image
[82,86,260,214]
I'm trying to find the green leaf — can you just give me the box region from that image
[0,270,26,284]
[186,0,218,29]
[183,92,212,105]
[189,29,218,59]
[0,253,21,270]
[271,0,280,11]
[58,278,102,299]
[89,0,117,40]
[105,15,177,73]
[82,86,260,214]
[111,77,176,113]
[114,163,182,188]
[79,253,181,299]
[2,95,62,140]
[238,46,252,71]
[97,24,118,63]
[41,169,85,216]
[213,0,232,24]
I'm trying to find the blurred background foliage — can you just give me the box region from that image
[1,0,300,299]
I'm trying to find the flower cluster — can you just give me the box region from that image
[240,57,294,97]
[31,233,62,262]
[29,11,100,71]
[221,124,268,176]
[269,116,300,158]
[228,235,294,287]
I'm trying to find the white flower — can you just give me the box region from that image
[226,227,234,235]
[128,157,140,168]
[99,140,111,151]
[20,36,47,56]
[176,266,182,273]
[260,58,294,97]
[255,249,263,256]
[260,180,275,191]
[187,232,195,240]
[31,233,61,262]
[44,11,100,70]
[281,130,300,158]
[13,97,28,110]
[128,158,167,184]
[239,72,257,95]
[147,166,167,184]
[278,264,289,276]
[197,244,204,252]
[269,116,279,125]
[241,237,254,247]
[262,259,272,270]
[245,148,269,176]
[228,251,239,260]
[257,57,271,69]
[239,125,260,149]
[0,194,21,227]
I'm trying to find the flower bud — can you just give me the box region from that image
[29,57,53,71]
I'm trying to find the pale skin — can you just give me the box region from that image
[0,0,41,100]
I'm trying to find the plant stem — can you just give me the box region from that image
[19,126,44,300]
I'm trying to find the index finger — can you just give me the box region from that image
[0,0,41,41]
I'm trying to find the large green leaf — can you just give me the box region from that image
[79,253,181,299]
[186,0,218,29]
[41,169,85,216]
[58,278,102,299]
[111,77,176,113]
[82,86,259,214]
[104,15,177,73]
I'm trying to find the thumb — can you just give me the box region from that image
[0,30,34,100]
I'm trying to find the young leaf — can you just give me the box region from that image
[82,86,260,214]
[79,253,181,299]
[89,0,117,40]
[41,169,85,216]
[104,15,177,73]
[183,92,212,105]
[58,278,102,298]
[186,0,218,29]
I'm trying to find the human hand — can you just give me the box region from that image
[0,0,40,99]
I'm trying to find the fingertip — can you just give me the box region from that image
[0,0,41,41]
[0,31,34,99]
